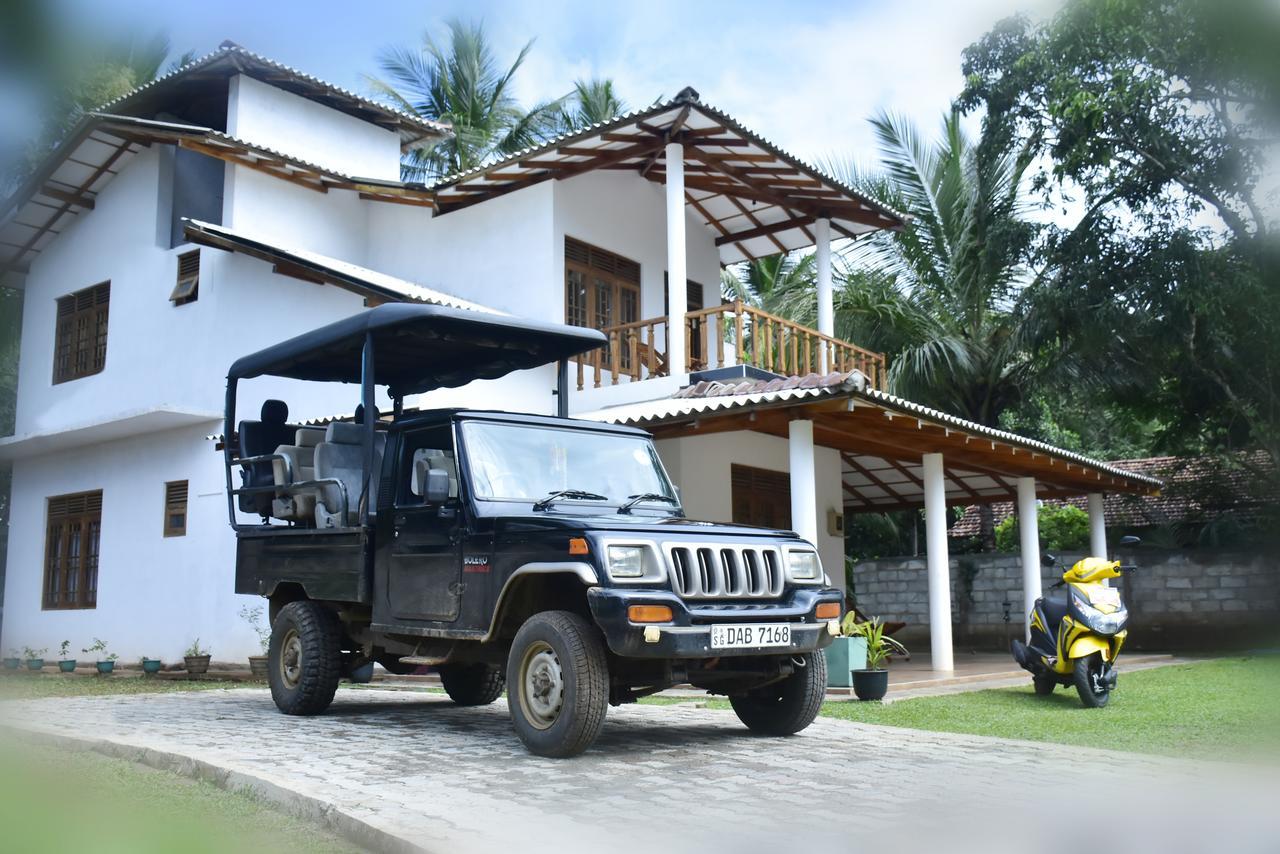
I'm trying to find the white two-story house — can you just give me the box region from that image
[0,43,1156,667]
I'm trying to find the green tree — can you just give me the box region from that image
[368,19,566,180]
[995,505,1090,553]
[959,0,1280,478]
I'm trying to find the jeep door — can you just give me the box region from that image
[375,424,464,623]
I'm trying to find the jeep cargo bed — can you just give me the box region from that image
[235,528,371,603]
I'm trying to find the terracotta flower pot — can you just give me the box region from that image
[248,655,269,679]
[184,654,211,675]
[852,668,889,701]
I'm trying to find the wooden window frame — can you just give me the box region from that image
[565,238,642,370]
[42,490,102,610]
[731,464,792,529]
[170,250,200,306]
[52,281,110,384]
[163,480,188,537]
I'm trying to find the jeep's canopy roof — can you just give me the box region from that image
[228,304,605,397]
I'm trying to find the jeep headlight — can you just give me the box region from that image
[786,549,822,583]
[606,545,648,579]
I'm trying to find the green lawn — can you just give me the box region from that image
[0,673,249,700]
[646,658,1280,759]
[0,742,363,853]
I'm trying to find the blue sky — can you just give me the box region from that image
[59,0,1041,166]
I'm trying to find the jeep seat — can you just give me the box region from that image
[314,421,366,528]
[238,399,294,517]
[271,427,324,522]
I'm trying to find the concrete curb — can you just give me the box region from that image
[0,726,423,854]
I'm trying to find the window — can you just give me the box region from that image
[731,464,792,529]
[53,281,109,384]
[565,238,640,331]
[163,480,188,537]
[43,490,102,610]
[170,251,199,305]
[665,276,707,367]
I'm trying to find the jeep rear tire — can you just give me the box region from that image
[268,601,343,716]
[439,663,505,706]
[506,611,609,758]
[729,651,827,736]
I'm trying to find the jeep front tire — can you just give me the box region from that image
[506,611,609,758]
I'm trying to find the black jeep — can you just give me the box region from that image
[225,304,841,757]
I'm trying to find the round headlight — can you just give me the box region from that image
[786,549,822,582]
[607,545,647,578]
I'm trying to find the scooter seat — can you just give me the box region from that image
[1039,590,1070,632]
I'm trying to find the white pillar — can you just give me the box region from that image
[922,453,953,671]
[665,141,687,377]
[1017,477,1042,640]
[815,217,833,373]
[1088,493,1107,558]
[788,419,818,546]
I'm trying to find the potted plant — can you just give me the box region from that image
[23,647,47,672]
[84,639,117,674]
[140,656,163,675]
[184,639,211,675]
[3,649,20,670]
[847,617,909,701]
[239,605,270,679]
[825,612,868,688]
[58,640,77,673]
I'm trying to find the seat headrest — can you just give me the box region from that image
[325,421,365,445]
[354,404,381,424]
[261,399,289,423]
[295,427,323,448]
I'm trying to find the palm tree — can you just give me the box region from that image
[721,252,815,311]
[367,19,566,181]
[554,79,627,133]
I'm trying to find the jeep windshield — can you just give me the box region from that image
[460,421,678,511]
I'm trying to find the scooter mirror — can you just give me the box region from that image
[1118,535,1141,547]
[1041,552,1058,566]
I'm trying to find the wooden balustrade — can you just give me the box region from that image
[575,300,887,391]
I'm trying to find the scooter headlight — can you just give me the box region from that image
[1072,596,1128,635]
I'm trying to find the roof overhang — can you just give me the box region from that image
[426,88,906,264]
[0,408,222,461]
[579,374,1162,505]
[0,113,440,273]
[181,219,496,313]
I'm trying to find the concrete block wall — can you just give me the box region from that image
[852,550,1278,651]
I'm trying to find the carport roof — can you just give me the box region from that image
[578,372,1162,507]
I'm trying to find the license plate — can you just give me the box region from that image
[709,623,791,649]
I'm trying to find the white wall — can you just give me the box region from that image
[1,422,268,662]
[226,75,403,180]
[656,431,846,594]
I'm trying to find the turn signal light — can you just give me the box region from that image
[815,602,841,620]
[568,537,589,555]
[628,605,674,623]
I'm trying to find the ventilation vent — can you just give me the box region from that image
[170,250,200,305]
[164,480,188,537]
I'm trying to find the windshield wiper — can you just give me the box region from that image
[617,493,680,514]
[532,489,609,512]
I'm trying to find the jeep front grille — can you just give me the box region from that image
[664,543,785,599]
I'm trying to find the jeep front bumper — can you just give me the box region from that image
[586,586,841,659]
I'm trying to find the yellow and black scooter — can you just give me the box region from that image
[1011,536,1141,707]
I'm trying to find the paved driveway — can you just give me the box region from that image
[3,687,1276,854]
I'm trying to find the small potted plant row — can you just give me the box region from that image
[184,639,211,675]
[240,605,270,679]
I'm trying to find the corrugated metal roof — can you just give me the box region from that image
[579,370,1162,491]
[182,219,498,314]
[96,41,451,143]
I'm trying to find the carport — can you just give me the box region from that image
[581,371,1161,671]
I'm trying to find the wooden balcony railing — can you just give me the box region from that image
[574,300,887,391]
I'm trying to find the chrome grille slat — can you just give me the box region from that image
[663,542,785,599]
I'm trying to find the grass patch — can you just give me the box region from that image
[643,658,1280,759]
[0,741,364,853]
[0,673,248,701]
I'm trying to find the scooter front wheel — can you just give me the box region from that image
[1073,653,1111,708]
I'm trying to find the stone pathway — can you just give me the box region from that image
[3,687,1276,854]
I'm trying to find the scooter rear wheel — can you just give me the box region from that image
[1073,653,1111,708]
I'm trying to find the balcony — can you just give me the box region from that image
[574,299,887,391]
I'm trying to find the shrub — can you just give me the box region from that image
[994,504,1090,552]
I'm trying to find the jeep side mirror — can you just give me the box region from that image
[425,468,451,504]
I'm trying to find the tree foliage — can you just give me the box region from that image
[994,504,1090,553]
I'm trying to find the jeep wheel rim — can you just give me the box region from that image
[280,629,303,689]
[519,641,564,730]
